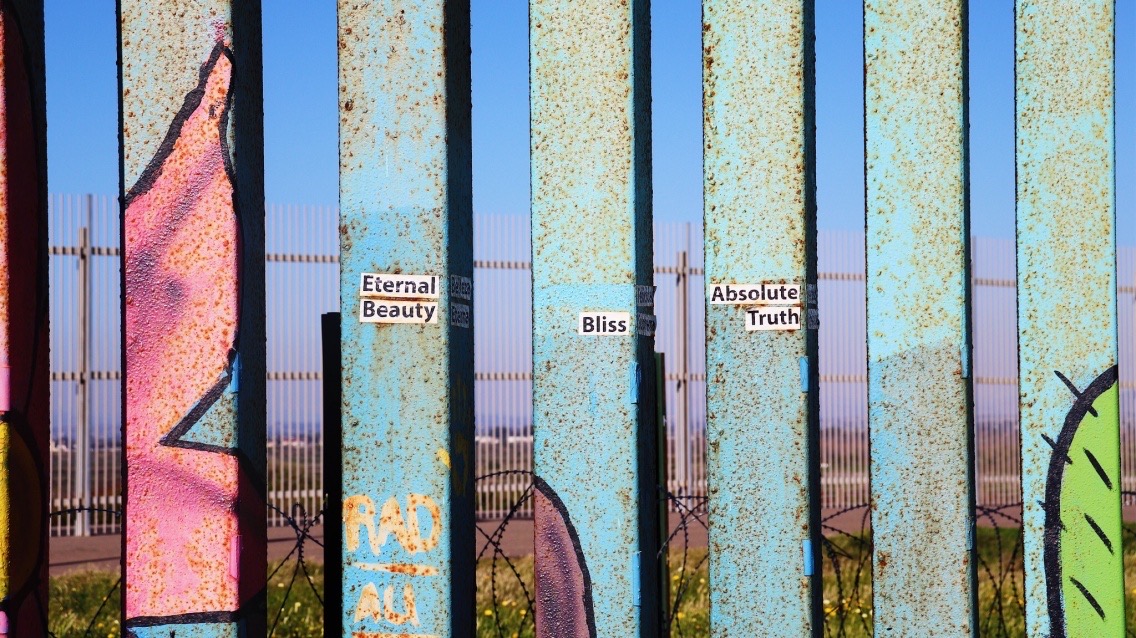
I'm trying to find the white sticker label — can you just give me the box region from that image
[359,273,439,299]
[360,299,439,324]
[451,302,470,329]
[450,275,472,301]
[636,285,656,307]
[637,313,656,337]
[578,311,632,336]
[745,306,801,331]
[710,283,802,305]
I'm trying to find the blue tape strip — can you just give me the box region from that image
[802,539,814,576]
[799,357,809,393]
[228,353,241,393]
[632,551,641,607]
[629,362,641,405]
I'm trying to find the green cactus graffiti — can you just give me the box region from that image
[1043,366,1123,637]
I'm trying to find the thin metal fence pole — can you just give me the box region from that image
[74,221,89,537]
[974,243,985,505]
[676,249,689,496]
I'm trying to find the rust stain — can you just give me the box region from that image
[356,563,440,577]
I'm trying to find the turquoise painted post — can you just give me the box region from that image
[703,1,820,635]
[529,0,658,635]
[119,2,266,634]
[337,1,474,636]
[0,1,48,635]
[864,0,976,633]
[1016,3,1121,637]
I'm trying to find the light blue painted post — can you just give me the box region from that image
[703,1,820,635]
[530,0,658,635]
[1016,3,1121,637]
[337,1,474,636]
[864,0,976,634]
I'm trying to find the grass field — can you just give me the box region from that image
[46,526,1136,637]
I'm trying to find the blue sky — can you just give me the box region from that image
[45,1,1132,241]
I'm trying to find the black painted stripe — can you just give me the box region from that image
[1042,433,1072,464]
[1084,514,1114,554]
[1055,370,1098,417]
[1084,448,1113,490]
[1069,577,1106,620]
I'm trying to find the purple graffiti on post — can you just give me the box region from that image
[534,476,595,638]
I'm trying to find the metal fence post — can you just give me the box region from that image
[0,0,48,634]
[655,351,669,623]
[74,220,89,537]
[530,0,658,634]
[119,2,267,634]
[337,1,474,635]
[703,1,820,634]
[675,249,689,496]
[865,0,976,633]
[321,312,344,638]
[1016,2,1120,636]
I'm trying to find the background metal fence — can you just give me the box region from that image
[46,196,1136,534]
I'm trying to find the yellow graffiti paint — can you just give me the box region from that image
[353,582,422,627]
[0,418,43,601]
[344,494,442,556]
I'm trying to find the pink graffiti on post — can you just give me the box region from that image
[123,41,251,624]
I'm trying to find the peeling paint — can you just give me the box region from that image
[864,0,975,633]
[1015,2,1120,636]
[530,0,657,635]
[702,1,820,635]
[337,1,474,636]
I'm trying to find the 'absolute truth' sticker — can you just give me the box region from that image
[745,306,801,331]
[709,283,802,305]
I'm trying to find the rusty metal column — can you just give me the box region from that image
[865,0,976,634]
[119,2,267,635]
[0,1,47,635]
[1016,2,1120,636]
[703,1,820,635]
[530,0,658,635]
[337,1,474,636]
